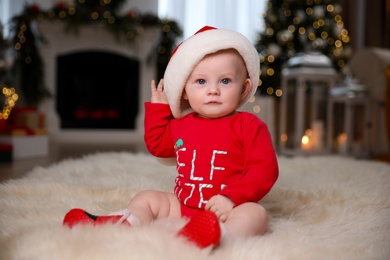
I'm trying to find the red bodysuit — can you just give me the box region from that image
[144,102,279,217]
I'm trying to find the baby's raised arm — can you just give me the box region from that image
[150,79,169,104]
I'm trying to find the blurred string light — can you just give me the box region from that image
[255,0,351,97]
[248,96,262,114]
[0,85,18,120]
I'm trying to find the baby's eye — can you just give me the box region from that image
[221,78,230,84]
[197,79,206,84]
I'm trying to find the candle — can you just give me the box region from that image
[337,133,348,154]
[301,134,311,151]
[301,129,313,151]
[311,120,324,151]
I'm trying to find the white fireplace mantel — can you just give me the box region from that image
[38,21,160,144]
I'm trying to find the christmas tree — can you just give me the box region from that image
[255,0,351,97]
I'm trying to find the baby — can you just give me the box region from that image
[63,26,279,249]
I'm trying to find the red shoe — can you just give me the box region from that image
[63,208,131,228]
[178,210,221,249]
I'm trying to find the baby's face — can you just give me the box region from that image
[183,49,251,119]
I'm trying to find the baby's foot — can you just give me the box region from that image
[178,210,221,249]
[63,208,131,228]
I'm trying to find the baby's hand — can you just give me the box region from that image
[150,79,168,104]
[205,195,234,223]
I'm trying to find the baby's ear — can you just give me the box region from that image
[240,78,253,101]
[183,90,189,100]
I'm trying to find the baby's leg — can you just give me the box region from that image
[63,190,181,227]
[123,190,181,225]
[63,191,221,249]
[224,202,268,238]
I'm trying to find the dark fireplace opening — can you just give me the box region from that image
[56,51,139,129]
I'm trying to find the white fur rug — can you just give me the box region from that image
[1,152,390,260]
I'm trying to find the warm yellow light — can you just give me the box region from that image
[288,25,295,32]
[7,99,15,107]
[333,49,341,57]
[293,17,300,24]
[259,55,265,63]
[335,40,342,48]
[327,38,334,45]
[20,23,26,31]
[281,134,288,143]
[253,105,261,114]
[275,89,283,97]
[1,86,18,120]
[162,24,171,32]
[306,8,313,15]
[302,135,310,145]
[267,68,275,76]
[266,87,274,95]
[103,11,111,18]
[299,27,306,34]
[14,42,21,51]
[267,55,275,62]
[68,7,76,15]
[342,35,350,43]
[91,12,99,20]
[59,10,66,18]
[267,28,274,36]
[108,16,115,24]
[327,5,335,12]
[341,29,348,36]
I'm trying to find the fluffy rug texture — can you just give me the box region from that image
[1,152,390,260]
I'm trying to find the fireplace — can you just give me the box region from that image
[38,21,159,144]
[56,51,139,130]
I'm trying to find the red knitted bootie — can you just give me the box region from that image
[177,210,221,249]
[63,208,131,228]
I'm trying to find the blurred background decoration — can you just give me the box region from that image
[9,0,181,107]
[255,0,352,97]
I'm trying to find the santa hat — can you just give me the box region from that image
[163,26,260,118]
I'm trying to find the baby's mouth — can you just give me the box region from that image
[207,101,221,104]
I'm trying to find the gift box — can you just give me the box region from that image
[0,135,48,159]
[10,107,45,130]
[0,107,49,159]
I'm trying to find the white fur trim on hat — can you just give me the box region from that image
[163,26,260,118]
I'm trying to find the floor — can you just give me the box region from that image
[0,140,148,183]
